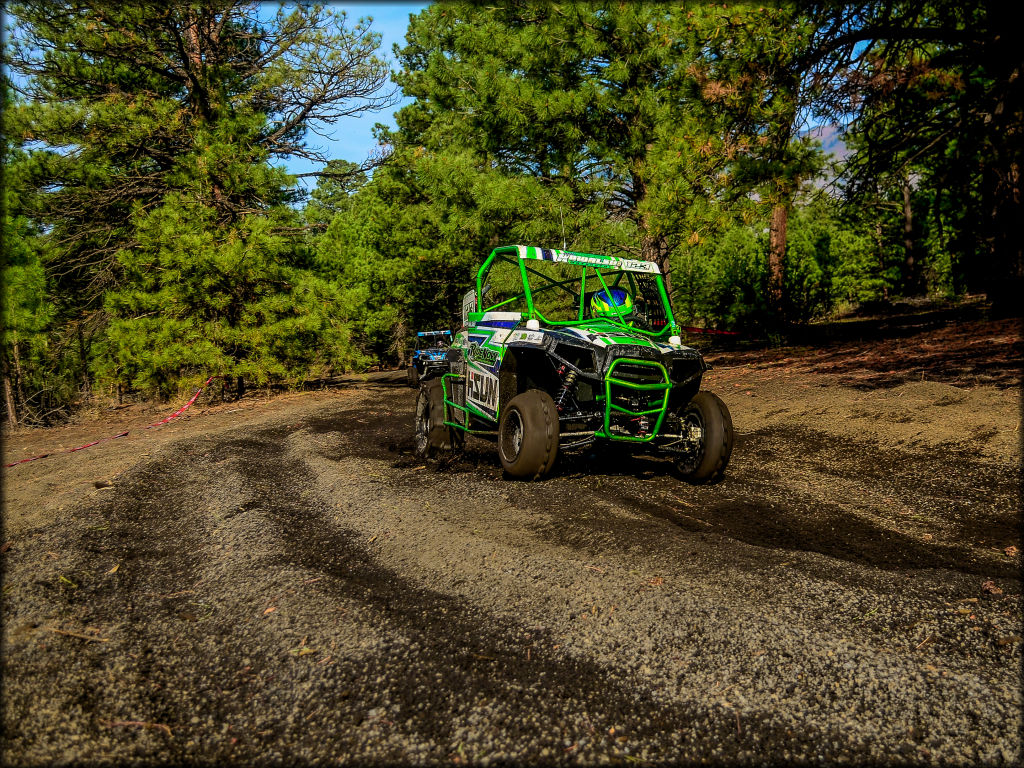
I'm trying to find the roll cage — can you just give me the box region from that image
[469,245,681,337]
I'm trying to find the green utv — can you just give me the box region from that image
[414,245,734,482]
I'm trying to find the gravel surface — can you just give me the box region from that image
[2,350,1021,765]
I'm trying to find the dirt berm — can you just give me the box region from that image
[2,317,1021,765]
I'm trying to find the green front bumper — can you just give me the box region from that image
[593,358,670,442]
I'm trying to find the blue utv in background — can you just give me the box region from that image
[406,330,453,387]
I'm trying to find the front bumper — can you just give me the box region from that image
[544,335,706,443]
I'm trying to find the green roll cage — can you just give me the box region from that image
[468,245,681,337]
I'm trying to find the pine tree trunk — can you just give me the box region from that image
[983,5,1024,315]
[768,203,788,312]
[902,181,916,294]
[11,335,26,408]
[77,322,91,395]
[641,232,671,297]
[635,172,672,296]
[985,158,1023,315]
[3,344,20,428]
[3,365,17,426]
[875,220,889,301]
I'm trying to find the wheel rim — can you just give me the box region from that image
[414,392,430,453]
[675,406,705,475]
[500,409,524,462]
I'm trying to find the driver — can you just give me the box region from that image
[590,287,635,323]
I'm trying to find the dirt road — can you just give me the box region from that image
[3,318,1021,765]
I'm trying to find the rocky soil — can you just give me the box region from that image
[2,317,1021,766]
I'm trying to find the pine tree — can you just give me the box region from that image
[802,1,1023,311]
[97,193,366,396]
[1,155,56,423]
[6,2,394,398]
[1,83,66,424]
[381,3,750,295]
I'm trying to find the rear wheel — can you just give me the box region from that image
[498,389,559,479]
[673,391,733,483]
[414,378,461,457]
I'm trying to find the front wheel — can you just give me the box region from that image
[673,391,733,484]
[498,390,559,480]
[414,379,461,457]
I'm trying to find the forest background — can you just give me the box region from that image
[2,1,1020,425]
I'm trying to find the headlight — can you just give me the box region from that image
[669,356,703,383]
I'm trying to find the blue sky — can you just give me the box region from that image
[8,3,427,189]
[283,2,429,189]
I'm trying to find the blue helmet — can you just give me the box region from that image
[590,288,634,319]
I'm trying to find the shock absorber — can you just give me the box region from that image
[555,366,579,412]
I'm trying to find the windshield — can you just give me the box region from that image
[418,332,451,347]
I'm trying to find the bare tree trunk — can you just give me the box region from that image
[768,202,788,312]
